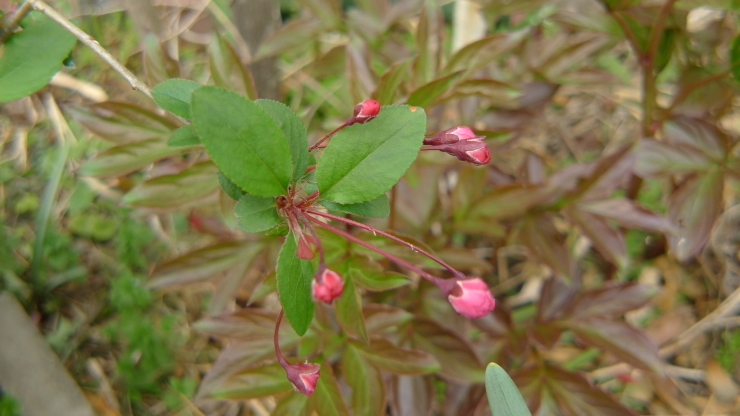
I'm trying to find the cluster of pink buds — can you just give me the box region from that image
[421,126,491,165]
[274,100,496,397]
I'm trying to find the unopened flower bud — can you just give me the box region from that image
[423,126,480,146]
[312,267,344,303]
[282,361,320,396]
[451,138,491,165]
[447,278,495,318]
[349,99,380,125]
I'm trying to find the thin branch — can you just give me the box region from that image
[307,209,466,279]
[30,0,153,100]
[0,0,33,44]
[645,0,678,64]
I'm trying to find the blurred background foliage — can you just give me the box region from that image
[2,0,740,415]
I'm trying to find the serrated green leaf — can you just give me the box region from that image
[218,172,245,200]
[234,194,282,233]
[168,125,200,146]
[256,99,309,182]
[319,194,390,218]
[151,78,201,119]
[485,363,533,416]
[123,162,219,207]
[0,12,76,102]
[78,139,190,178]
[192,86,293,197]
[335,274,367,342]
[316,105,426,204]
[276,234,316,336]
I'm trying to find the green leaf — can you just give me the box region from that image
[151,78,201,119]
[167,125,200,146]
[351,339,440,375]
[218,172,245,201]
[343,345,385,416]
[335,274,368,342]
[256,99,309,182]
[316,105,426,204]
[0,12,76,102]
[274,392,313,416]
[349,257,411,292]
[78,139,191,178]
[123,162,219,208]
[407,70,464,108]
[485,363,533,416]
[191,86,293,197]
[234,194,282,233]
[276,234,316,336]
[208,33,258,100]
[319,194,390,218]
[311,361,350,416]
[731,36,740,81]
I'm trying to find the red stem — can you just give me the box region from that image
[305,214,446,287]
[274,309,288,367]
[308,123,349,151]
[306,209,465,279]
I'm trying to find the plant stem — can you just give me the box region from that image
[274,309,288,367]
[307,209,465,279]
[308,123,348,151]
[305,214,445,287]
[0,0,33,44]
[30,0,154,100]
[641,0,677,136]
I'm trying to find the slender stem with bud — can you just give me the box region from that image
[306,215,454,292]
[308,123,349,151]
[274,309,288,367]
[306,209,465,279]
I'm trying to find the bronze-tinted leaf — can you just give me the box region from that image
[363,304,413,334]
[570,145,635,201]
[373,59,411,105]
[444,30,528,76]
[335,274,368,342]
[663,116,729,161]
[148,241,248,288]
[536,277,576,323]
[577,199,676,234]
[257,18,323,59]
[389,375,435,416]
[343,345,386,416]
[208,33,258,100]
[123,162,219,208]
[312,361,350,416]
[273,392,313,416]
[560,318,663,374]
[667,170,724,261]
[410,317,484,383]
[465,183,552,221]
[519,213,572,278]
[634,139,714,177]
[207,362,293,400]
[66,101,177,143]
[563,282,656,319]
[351,338,440,375]
[513,363,639,416]
[567,208,627,268]
[78,139,191,178]
[192,308,278,340]
[143,33,180,87]
[406,70,464,108]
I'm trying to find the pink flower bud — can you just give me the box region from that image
[283,361,320,396]
[350,99,380,124]
[312,267,344,303]
[451,138,491,165]
[447,278,495,318]
[423,126,480,145]
[296,234,314,260]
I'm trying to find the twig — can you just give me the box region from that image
[659,284,740,357]
[30,0,153,100]
[0,0,33,44]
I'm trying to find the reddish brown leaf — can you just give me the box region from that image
[389,375,435,416]
[537,277,576,322]
[563,282,656,319]
[363,304,413,334]
[273,393,313,416]
[312,361,350,416]
[567,208,627,268]
[148,241,249,288]
[343,345,386,416]
[577,199,676,234]
[572,145,636,201]
[667,169,724,261]
[351,338,440,375]
[663,116,729,161]
[513,363,639,416]
[560,318,663,374]
[410,317,484,383]
[66,101,177,143]
[335,274,368,342]
[634,139,714,177]
[519,213,573,278]
[466,183,553,221]
[206,362,293,400]
[193,308,282,340]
